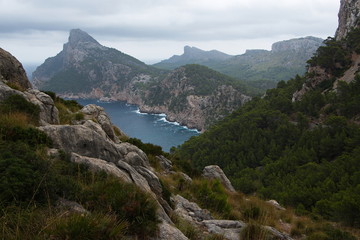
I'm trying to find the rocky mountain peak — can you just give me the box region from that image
[68,28,100,48]
[183,46,203,55]
[335,0,360,40]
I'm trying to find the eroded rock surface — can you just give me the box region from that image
[202,165,235,192]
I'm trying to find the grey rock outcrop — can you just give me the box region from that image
[202,220,246,240]
[155,222,189,240]
[263,226,293,240]
[267,199,286,211]
[39,124,149,168]
[156,155,173,172]
[174,195,250,240]
[174,195,213,223]
[335,0,360,40]
[202,165,236,192]
[70,152,133,183]
[80,104,121,143]
[136,166,163,196]
[24,89,59,125]
[0,48,31,90]
[39,124,122,162]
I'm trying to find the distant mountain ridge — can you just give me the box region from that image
[33,29,253,130]
[154,37,324,88]
[153,46,233,70]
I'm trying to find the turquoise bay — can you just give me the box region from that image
[76,99,200,152]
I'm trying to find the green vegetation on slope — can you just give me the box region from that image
[0,94,159,239]
[175,29,360,228]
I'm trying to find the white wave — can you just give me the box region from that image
[133,109,148,115]
[133,107,201,133]
[96,100,112,104]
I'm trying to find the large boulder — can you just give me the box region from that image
[0,48,31,90]
[202,165,235,192]
[39,123,150,168]
[39,124,123,162]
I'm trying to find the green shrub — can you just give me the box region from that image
[127,137,164,155]
[74,112,84,121]
[192,179,231,217]
[0,141,52,206]
[1,126,52,147]
[160,179,173,207]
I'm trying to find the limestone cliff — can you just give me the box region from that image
[335,0,360,40]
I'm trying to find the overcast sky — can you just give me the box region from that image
[0,0,340,65]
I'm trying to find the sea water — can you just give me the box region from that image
[76,99,200,152]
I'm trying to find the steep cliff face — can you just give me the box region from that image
[33,29,252,130]
[335,0,360,40]
[293,0,360,101]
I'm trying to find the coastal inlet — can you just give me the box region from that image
[76,99,200,152]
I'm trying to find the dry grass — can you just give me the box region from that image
[5,81,26,91]
[0,112,29,128]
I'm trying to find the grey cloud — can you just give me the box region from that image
[0,0,340,63]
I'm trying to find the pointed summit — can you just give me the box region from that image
[68,29,100,48]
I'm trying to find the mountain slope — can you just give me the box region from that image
[33,29,163,94]
[175,0,360,231]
